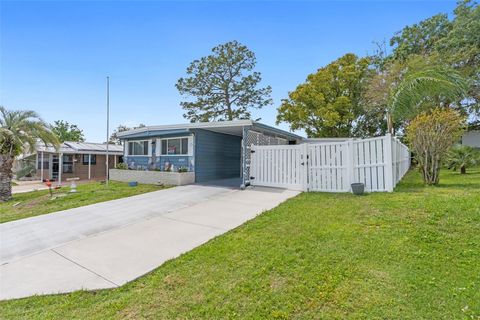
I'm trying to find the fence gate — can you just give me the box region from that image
[249,135,410,193]
[308,142,349,192]
[249,144,306,191]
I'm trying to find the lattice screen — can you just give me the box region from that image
[242,130,289,185]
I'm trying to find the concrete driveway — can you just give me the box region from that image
[0,183,299,300]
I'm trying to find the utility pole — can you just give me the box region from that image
[106,76,110,187]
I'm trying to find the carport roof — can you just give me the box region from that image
[36,141,123,154]
[117,120,304,141]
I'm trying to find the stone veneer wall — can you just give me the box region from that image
[109,169,195,186]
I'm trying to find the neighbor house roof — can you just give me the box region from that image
[37,141,123,155]
[117,120,304,141]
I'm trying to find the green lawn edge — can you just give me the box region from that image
[0,181,168,223]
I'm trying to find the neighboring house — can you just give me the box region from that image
[462,130,480,148]
[22,141,123,182]
[117,120,303,186]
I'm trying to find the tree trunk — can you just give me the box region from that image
[460,165,466,174]
[421,156,441,185]
[0,154,14,202]
[225,89,233,121]
[386,112,394,135]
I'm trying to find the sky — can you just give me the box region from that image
[0,0,457,142]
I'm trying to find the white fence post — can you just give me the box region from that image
[346,139,355,192]
[383,134,394,192]
[301,143,309,191]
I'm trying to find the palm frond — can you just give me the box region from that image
[0,107,60,156]
[390,68,469,120]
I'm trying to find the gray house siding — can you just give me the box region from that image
[193,129,242,182]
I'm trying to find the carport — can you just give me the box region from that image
[117,120,303,188]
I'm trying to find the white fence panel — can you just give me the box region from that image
[392,137,410,185]
[352,136,389,192]
[249,134,410,193]
[250,145,305,191]
[308,142,349,192]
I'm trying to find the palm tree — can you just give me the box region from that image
[0,106,59,201]
[387,67,469,133]
[445,145,480,174]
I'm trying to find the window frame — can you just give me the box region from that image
[82,154,97,165]
[126,140,152,157]
[157,136,193,156]
[37,160,50,170]
[62,154,74,173]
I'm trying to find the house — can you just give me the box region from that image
[462,130,480,148]
[116,120,303,187]
[29,141,123,182]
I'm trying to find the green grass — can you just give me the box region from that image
[0,181,167,223]
[1,168,479,319]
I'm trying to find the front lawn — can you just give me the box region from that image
[0,181,167,223]
[1,168,479,319]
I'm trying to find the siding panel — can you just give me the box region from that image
[193,129,241,182]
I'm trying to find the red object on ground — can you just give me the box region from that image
[45,179,52,188]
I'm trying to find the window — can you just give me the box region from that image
[62,155,74,173]
[82,154,96,165]
[160,138,189,155]
[128,141,149,156]
[37,160,49,170]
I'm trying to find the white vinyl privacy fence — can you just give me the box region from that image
[249,134,410,192]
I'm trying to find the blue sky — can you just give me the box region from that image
[1,0,456,141]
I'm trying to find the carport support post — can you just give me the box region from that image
[88,154,91,180]
[36,151,38,178]
[241,126,249,189]
[58,153,63,186]
[40,151,44,182]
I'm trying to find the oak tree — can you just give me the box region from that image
[276,54,370,137]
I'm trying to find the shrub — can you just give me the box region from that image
[15,163,36,179]
[445,145,480,174]
[406,108,465,185]
[178,167,188,173]
[115,162,128,170]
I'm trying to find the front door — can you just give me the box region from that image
[52,155,59,180]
